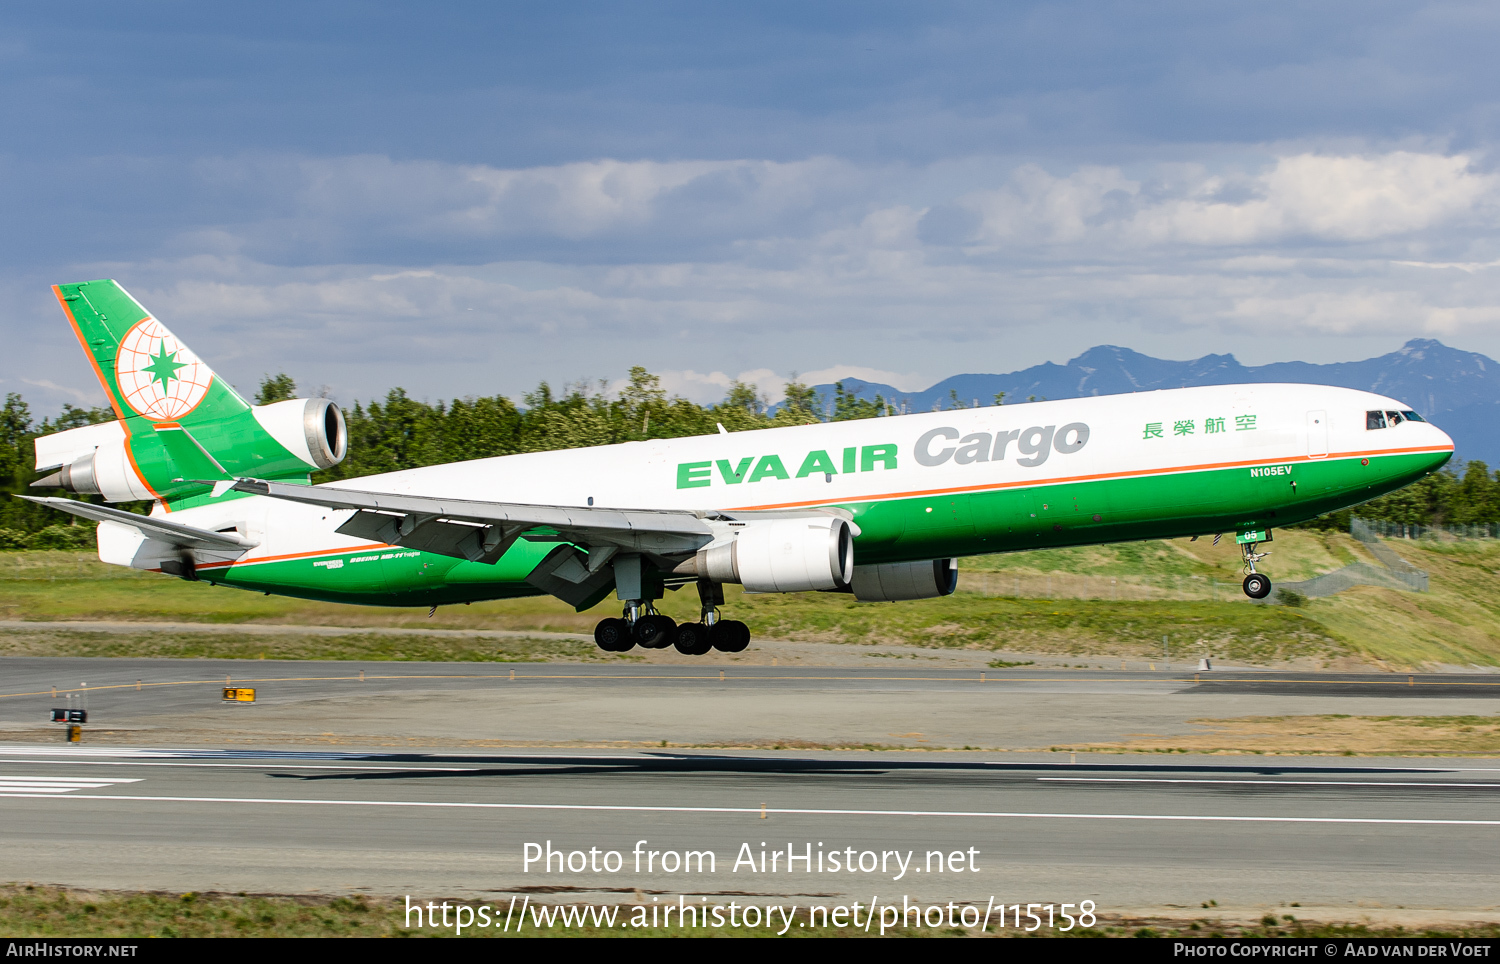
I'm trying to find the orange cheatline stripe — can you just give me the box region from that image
[191,542,393,572]
[50,292,170,509]
[727,444,1454,511]
[52,286,125,423]
[164,444,1456,569]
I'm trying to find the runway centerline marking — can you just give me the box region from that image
[1040,777,1500,789]
[2,792,1498,826]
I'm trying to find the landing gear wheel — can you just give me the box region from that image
[634,614,678,649]
[674,622,713,655]
[594,617,634,652]
[710,619,750,653]
[1243,573,1272,599]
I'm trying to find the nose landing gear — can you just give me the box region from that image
[1240,537,1273,599]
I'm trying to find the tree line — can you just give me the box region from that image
[0,371,1493,547]
[0,372,887,547]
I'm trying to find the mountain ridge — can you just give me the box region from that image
[810,339,1500,466]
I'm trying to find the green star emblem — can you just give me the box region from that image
[141,343,186,390]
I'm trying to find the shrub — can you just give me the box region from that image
[27,524,95,550]
[1276,588,1307,608]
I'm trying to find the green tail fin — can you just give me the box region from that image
[50,280,340,509]
[54,280,251,428]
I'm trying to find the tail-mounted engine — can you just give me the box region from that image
[251,398,347,470]
[44,437,155,503]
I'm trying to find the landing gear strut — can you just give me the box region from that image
[673,579,749,655]
[592,561,752,656]
[1240,540,1272,599]
[592,603,678,651]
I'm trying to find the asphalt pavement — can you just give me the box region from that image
[0,743,1495,919]
[0,657,1497,921]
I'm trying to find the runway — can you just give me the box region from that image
[1,657,1497,918]
[0,743,1497,916]
[1,658,1496,749]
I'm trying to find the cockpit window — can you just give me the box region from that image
[1386,411,1403,425]
[1402,410,1426,423]
[1367,410,1387,430]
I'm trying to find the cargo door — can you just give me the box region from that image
[1307,410,1329,459]
[906,494,975,535]
[897,493,976,554]
[973,487,1044,547]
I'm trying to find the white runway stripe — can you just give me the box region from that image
[0,792,1495,826]
[1040,777,1500,788]
[0,759,477,772]
[0,775,141,794]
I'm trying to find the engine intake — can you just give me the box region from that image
[252,398,347,470]
[849,559,957,601]
[695,517,853,592]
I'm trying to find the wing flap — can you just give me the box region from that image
[232,478,714,564]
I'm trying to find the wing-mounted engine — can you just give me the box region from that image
[686,515,854,592]
[848,558,957,601]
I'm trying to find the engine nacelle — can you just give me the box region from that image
[850,559,957,602]
[53,438,156,503]
[251,398,347,470]
[697,517,853,592]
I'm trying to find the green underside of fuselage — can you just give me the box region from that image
[202,451,1446,608]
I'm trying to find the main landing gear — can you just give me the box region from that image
[1240,539,1272,599]
[593,579,750,656]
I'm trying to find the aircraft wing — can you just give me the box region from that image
[18,496,258,551]
[226,477,715,567]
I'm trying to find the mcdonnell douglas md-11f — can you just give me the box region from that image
[25,281,1454,655]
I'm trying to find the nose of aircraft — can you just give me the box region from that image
[1425,420,1456,471]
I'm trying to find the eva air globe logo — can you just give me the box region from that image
[114,317,213,421]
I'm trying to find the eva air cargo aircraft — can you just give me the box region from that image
[27,280,1454,656]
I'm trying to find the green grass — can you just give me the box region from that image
[1050,714,1500,756]
[0,551,604,632]
[711,592,1339,663]
[5,529,1500,670]
[1,886,1493,939]
[0,628,619,662]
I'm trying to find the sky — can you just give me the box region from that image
[3,1,1500,411]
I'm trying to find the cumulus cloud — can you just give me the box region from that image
[1132,153,1495,244]
[12,148,1500,411]
[939,152,1496,250]
[187,153,870,261]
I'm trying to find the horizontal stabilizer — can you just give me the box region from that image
[18,496,257,551]
[33,419,126,474]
